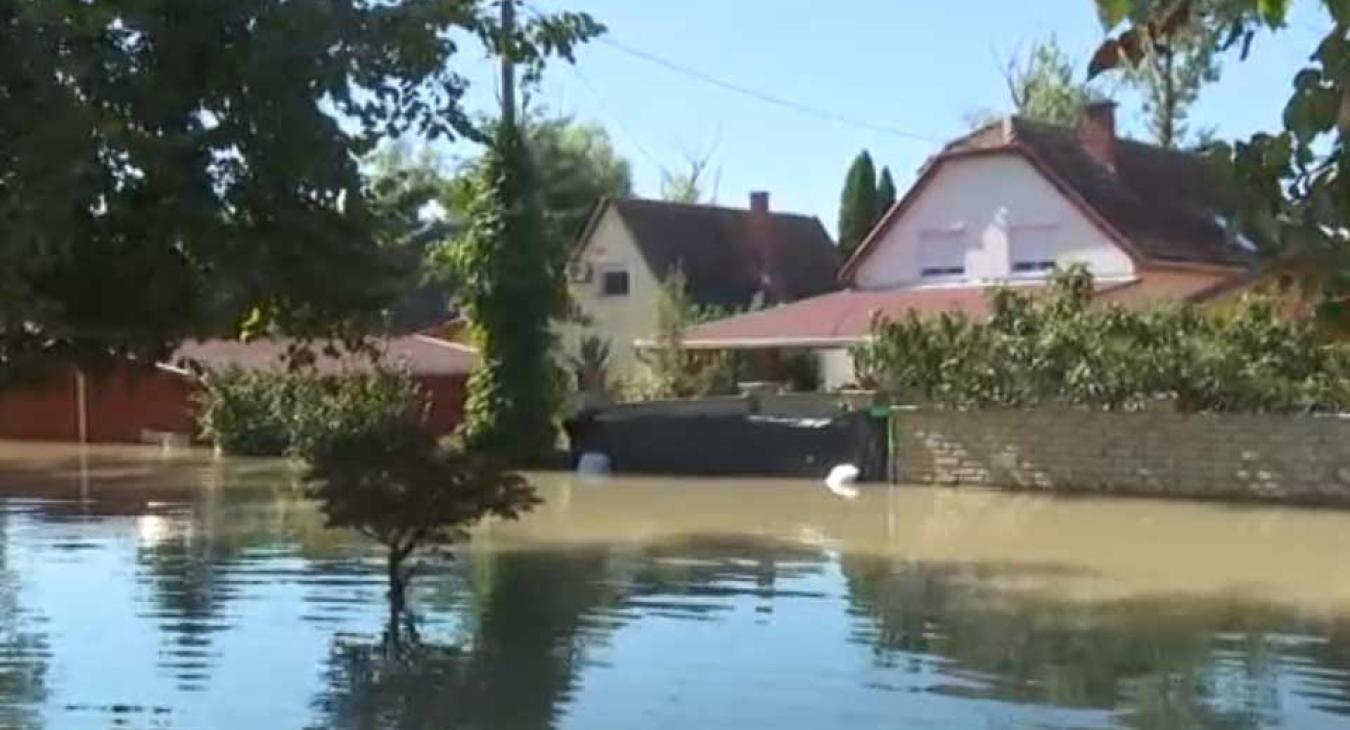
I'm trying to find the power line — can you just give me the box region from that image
[596,36,944,144]
[566,63,667,169]
[519,1,942,144]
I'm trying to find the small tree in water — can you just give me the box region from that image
[303,420,538,638]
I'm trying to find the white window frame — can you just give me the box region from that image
[917,226,967,281]
[1009,223,1061,278]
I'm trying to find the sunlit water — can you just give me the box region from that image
[3,444,1350,728]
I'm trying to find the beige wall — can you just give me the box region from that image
[854,154,1137,290]
[896,409,1350,505]
[564,208,662,388]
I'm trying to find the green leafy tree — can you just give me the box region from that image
[876,167,898,223]
[856,265,1350,413]
[639,268,731,399]
[454,122,569,462]
[1006,37,1108,126]
[660,152,718,204]
[528,116,633,252]
[838,151,878,256]
[1119,0,1225,148]
[304,418,538,637]
[0,1,600,380]
[1090,0,1350,327]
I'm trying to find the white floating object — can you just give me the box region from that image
[824,464,861,500]
[576,452,612,478]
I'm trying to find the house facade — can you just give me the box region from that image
[682,103,1255,390]
[564,192,840,388]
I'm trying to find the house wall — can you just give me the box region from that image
[565,208,664,387]
[896,409,1350,505]
[819,348,858,391]
[853,154,1137,290]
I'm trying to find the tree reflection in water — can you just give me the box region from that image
[0,508,48,730]
[839,555,1326,730]
[310,545,618,730]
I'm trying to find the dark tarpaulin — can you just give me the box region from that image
[564,411,889,482]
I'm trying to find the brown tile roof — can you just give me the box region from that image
[168,335,476,376]
[946,117,1254,267]
[601,198,841,309]
[674,281,1145,348]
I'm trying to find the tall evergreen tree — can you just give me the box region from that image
[838,151,878,256]
[875,167,898,226]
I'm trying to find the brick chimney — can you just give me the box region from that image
[1077,101,1118,172]
[749,190,770,215]
[745,191,780,303]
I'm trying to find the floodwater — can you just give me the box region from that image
[2,446,1350,729]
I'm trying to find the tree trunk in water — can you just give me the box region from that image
[387,549,407,644]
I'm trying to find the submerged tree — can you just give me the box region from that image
[303,419,538,638]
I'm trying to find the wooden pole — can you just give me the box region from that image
[500,0,516,129]
[75,368,88,445]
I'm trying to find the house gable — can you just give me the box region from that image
[850,151,1138,290]
[566,203,663,381]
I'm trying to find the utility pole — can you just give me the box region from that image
[500,0,516,129]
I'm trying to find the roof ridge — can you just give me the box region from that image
[614,196,822,223]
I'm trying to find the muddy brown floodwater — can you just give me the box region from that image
[2,442,1350,729]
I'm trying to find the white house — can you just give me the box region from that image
[564,192,840,386]
[680,103,1255,390]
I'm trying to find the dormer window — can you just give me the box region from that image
[1010,224,1060,276]
[918,228,966,279]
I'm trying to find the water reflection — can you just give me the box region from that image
[0,505,49,730]
[1,445,1350,728]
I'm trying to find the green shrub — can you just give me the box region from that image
[195,367,424,457]
[855,265,1350,413]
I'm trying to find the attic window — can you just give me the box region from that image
[1010,225,1060,276]
[918,229,966,279]
[601,269,630,297]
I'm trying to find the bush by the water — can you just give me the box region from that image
[195,367,424,457]
[854,266,1350,413]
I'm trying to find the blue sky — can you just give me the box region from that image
[443,0,1329,236]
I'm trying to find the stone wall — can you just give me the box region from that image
[895,409,1350,504]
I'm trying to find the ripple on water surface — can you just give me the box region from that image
[1,446,1350,728]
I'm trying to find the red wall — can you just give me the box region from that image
[0,367,470,443]
[0,366,197,442]
[418,375,469,436]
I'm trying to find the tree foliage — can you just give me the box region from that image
[988,37,1107,127]
[1119,0,1225,148]
[876,167,898,219]
[195,365,424,458]
[0,0,600,378]
[1090,0,1350,326]
[304,417,537,630]
[638,268,736,399]
[855,266,1350,412]
[528,115,633,253]
[838,151,878,256]
[452,122,567,462]
[660,152,719,204]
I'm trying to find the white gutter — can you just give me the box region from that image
[634,335,870,351]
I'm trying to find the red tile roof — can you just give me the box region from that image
[674,281,1147,349]
[672,287,998,349]
[168,335,477,376]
